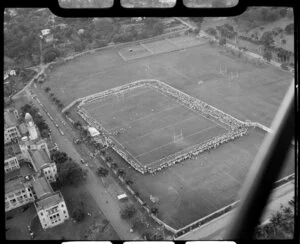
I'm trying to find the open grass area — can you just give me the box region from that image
[105,128,294,229]
[44,39,292,127]
[82,85,227,167]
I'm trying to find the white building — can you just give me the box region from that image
[88,126,100,137]
[4,156,20,174]
[41,29,51,36]
[34,189,69,229]
[24,113,39,141]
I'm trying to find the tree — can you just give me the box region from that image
[44,87,50,93]
[51,151,68,164]
[105,156,112,163]
[72,208,85,222]
[151,207,159,215]
[125,179,133,185]
[205,27,217,37]
[40,129,49,138]
[260,31,274,48]
[74,121,82,129]
[190,17,203,30]
[97,167,109,177]
[57,160,87,187]
[263,48,272,62]
[117,169,125,177]
[111,163,118,169]
[49,93,54,97]
[219,38,226,46]
[285,23,294,35]
[120,204,137,220]
[43,47,60,63]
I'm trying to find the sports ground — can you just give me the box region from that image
[82,85,227,167]
[43,34,294,229]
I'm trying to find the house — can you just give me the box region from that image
[45,34,54,43]
[41,29,51,36]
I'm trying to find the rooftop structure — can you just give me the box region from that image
[5,169,22,183]
[5,176,24,193]
[32,177,53,199]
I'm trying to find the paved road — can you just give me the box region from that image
[176,181,295,240]
[27,88,141,240]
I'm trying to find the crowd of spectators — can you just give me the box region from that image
[76,79,249,175]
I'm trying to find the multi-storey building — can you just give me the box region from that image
[33,177,69,229]
[5,174,35,212]
[30,149,57,183]
[4,110,21,144]
[5,107,69,230]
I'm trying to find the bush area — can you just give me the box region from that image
[4,8,170,69]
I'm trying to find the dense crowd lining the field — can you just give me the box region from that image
[77,80,249,174]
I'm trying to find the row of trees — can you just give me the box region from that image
[44,88,65,110]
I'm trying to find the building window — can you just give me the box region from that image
[41,212,43,216]
[63,210,66,214]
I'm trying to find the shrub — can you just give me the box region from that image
[285,23,294,35]
[72,208,85,222]
[120,204,137,220]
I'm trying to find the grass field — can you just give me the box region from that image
[105,128,294,229]
[41,35,294,229]
[82,85,227,167]
[44,37,293,127]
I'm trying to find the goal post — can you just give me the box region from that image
[173,130,183,143]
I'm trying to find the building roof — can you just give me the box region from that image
[35,191,64,211]
[5,169,21,183]
[5,176,24,194]
[30,149,51,171]
[32,177,53,199]
[5,143,21,159]
[28,121,38,140]
[4,111,17,128]
[88,127,100,137]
